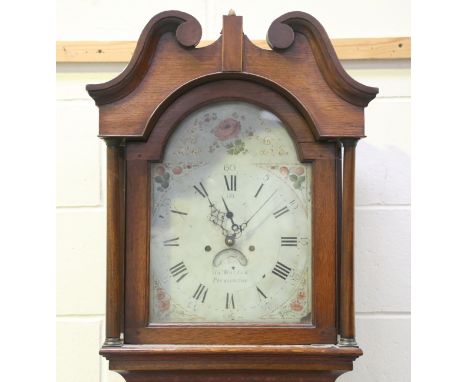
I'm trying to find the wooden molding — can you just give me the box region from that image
[86,9,378,137]
[57,36,410,63]
[101,344,362,381]
[267,12,378,107]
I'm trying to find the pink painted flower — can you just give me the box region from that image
[292,167,305,175]
[159,299,170,312]
[156,288,166,301]
[279,166,289,176]
[155,166,165,176]
[172,166,182,175]
[213,118,241,141]
[290,301,303,312]
[298,290,306,300]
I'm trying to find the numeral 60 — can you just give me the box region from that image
[224,164,236,171]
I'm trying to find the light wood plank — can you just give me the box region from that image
[331,37,410,60]
[56,37,410,63]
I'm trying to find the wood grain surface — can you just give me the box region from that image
[101,345,362,381]
[340,139,358,342]
[104,140,125,343]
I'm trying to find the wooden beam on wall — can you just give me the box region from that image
[56,37,410,63]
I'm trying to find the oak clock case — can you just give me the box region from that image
[87,9,378,382]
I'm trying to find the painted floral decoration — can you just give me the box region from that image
[290,289,306,312]
[279,166,306,189]
[289,173,306,189]
[156,287,171,312]
[172,166,183,175]
[213,118,241,141]
[208,116,248,155]
[226,139,247,155]
[290,300,303,312]
[154,165,170,191]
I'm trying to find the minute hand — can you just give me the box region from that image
[240,189,278,230]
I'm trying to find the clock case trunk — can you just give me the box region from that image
[87,10,378,382]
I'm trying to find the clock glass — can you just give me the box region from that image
[149,102,312,324]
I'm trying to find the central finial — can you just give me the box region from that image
[228,9,236,16]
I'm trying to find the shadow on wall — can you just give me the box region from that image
[356,141,410,206]
[341,140,411,382]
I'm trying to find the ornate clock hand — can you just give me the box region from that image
[221,196,240,232]
[207,201,240,239]
[240,189,278,231]
[194,182,229,235]
[208,202,229,234]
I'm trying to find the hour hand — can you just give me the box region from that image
[208,203,224,227]
[222,197,240,233]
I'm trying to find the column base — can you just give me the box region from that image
[338,337,358,347]
[103,338,124,347]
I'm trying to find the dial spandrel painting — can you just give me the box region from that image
[149,102,312,324]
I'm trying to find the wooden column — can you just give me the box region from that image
[104,139,125,346]
[339,139,358,346]
[335,143,343,335]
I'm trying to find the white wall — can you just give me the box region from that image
[56,1,410,381]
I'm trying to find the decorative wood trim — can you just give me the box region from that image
[85,10,202,105]
[101,345,362,382]
[84,10,378,140]
[57,36,410,63]
[125,78,321,147]
[339,139,358,345]
[222,14,243,72]
[268,12,378,107]
[104,139,125,345]
[113,371,354,382]
[101,344,362,364]
[335,143,343,335]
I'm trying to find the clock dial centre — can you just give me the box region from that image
[225,235,235,247]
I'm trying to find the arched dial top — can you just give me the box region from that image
[149,101,312,324]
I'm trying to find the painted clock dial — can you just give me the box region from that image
[149,102,312,324]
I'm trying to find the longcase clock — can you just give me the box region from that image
[87,10,378,382]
